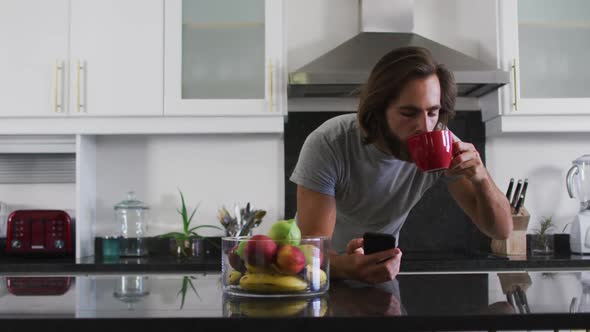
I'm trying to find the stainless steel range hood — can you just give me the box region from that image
[288,0,509,99]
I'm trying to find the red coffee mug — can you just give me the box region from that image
[407,130,454,172]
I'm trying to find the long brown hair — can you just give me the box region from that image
[357,46,457,155]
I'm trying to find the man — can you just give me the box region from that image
[289,46,512,284]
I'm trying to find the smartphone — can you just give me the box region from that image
[363,232,397,255]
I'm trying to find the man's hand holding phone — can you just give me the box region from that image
[363,232,398,256]
[335,232,402,284]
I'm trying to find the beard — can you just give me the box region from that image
[381,125,413,162]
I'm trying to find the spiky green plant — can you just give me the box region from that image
[178,276,201,309]
[534,215,555,250]
[159,189,222,256]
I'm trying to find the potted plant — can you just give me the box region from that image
[159,189,223,257]
[530,215,555,256]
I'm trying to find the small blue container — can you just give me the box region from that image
[102,236,120,258]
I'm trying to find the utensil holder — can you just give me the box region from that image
[491,207,530,256]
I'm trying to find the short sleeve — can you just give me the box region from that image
[289,132,340,196]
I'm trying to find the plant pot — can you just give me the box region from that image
[169,238,204,257]
[528,234,554,257]
[203,236,222,257]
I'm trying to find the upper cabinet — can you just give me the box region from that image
[69,0,163,117]
[0,0,70,117]
[0,0,163,118]
[499,0,590,115]
[164,0,286,117]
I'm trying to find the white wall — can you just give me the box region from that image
[486,135,588,234]
[94,135,283,237]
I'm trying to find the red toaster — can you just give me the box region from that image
[6,210,73,255]
[7,276,72,295]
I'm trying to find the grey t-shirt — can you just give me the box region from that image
[290,113,455,253]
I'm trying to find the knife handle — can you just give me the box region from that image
[511,180,523,208]
[515,194,525,214]
[506,178,514,200]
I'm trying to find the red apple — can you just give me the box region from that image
[228,245,246,273]
[299,244,324,268]
[275,244,306,275]
[244,235,278,267]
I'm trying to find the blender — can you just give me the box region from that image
[566,155,590,254]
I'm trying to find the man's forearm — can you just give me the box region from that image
[473,176,513,239]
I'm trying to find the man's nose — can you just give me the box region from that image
[413,112,429,134]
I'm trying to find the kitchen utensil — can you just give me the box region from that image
[566,155,590,254]
[506,178,514,200]
[498,273,532,314]
[514,193,525,214]
[511,179,523,208]
[115,191,150,257]
[5,210,73,255]
[520,179,529,206]
[218,203,266,237]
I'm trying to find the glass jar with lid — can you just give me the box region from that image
[115,191,150,257]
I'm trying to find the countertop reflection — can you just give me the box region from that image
[1,271,590,330]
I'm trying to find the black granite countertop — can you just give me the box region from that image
[1,250,590,274]
[1,270,590,331]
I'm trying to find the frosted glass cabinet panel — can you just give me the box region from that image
[182,0,264,100]
[500,0,590,115]
[165,0,285,117]
[518,0,590,99]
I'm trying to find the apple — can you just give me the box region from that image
[227,244,246,273]
[236,240,248,259]
[298,244,324,268]
[275,244,306,275]
[267,219,301,245]
[244,234,278,267]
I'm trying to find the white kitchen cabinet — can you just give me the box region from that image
[499,0,590,116]
[164,0,286,120]
[69,0,163,117]
[0,0,69,117]
[0,0,163,118]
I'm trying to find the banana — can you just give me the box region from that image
[238,299,309,317]
[304,265,328,291]
[244,263,276,274]
[304,297,329,317]
[239,272,308,293]
[227,270,242,285]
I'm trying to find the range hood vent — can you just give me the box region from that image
[288,1,509,99]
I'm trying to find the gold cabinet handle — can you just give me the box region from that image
[512,58,518,111]
[77,60,85,112]
[269,60,274,112]
[54,60,64,113]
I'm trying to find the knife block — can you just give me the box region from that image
[491,207,530,256]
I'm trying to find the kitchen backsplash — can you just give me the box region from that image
[284,110,488,253]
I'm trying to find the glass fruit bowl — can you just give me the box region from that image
[222,293,329,317]
[221,235,330,297]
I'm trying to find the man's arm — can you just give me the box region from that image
[296,185,401,282]
[445,142,513,240]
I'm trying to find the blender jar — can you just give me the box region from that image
[115,191,150,257]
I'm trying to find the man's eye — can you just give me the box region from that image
[428,112,439,117]
[401,113,414,117]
